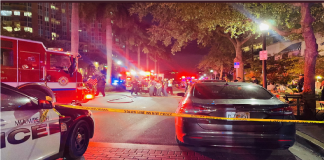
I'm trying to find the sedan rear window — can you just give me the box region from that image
[193,84,273,99]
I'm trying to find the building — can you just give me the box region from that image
[1,2,127,78]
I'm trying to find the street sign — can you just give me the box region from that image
[259,50,268,60]
[234,62,240,68]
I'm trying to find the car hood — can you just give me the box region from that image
[190,97,285,105]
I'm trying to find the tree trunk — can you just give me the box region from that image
[146,53,149,71]
[126,37,129,69]
[106,17,112,85]
[137,45,140,70]
[220,63,223,79]
[155,53,157,73]
[300,3,318,119]
[71,3,79,57]
[234,44,244,82]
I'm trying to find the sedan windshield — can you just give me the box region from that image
[193,84,273,99]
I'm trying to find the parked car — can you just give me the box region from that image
[1,83,95,159]
[175,82,295,149]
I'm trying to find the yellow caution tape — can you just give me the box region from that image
[60,105,324,124]
[40,109,49,123]
[52,107,65,117]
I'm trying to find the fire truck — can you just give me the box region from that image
[0,36,93,105]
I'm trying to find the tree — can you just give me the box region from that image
[243,3,324,118]
[80,3,118,85]
[198,37,235,80]
[131,3,260,81]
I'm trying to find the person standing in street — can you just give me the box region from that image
[131,79,139,95]
[297,74,304,93]
[251,76,259,84]
[95,74,106,97]
[167,78,174,95]
[162,78,168,96]
[155,80,163,96]
[148,78,155,96]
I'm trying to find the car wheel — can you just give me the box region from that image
[64,120,90,159]
[175,136,186,146]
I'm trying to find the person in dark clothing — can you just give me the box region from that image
[95,74,106,97]
[251,76,259,84]
[131,79,139,95]
[297,74,304,93]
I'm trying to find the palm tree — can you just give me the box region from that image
[80,3,118,85]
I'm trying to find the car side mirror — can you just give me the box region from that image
[39,100,53,109]
[177,93,185,97]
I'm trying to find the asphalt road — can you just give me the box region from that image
[81,89,323,160]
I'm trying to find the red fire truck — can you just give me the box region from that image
[1,36,93,105]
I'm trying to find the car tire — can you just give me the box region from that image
[175,136,186,146]
[64,120,90,159]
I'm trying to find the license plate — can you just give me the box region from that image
[226,112,250,119]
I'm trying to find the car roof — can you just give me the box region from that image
[1,83,39,100]
[194,82,262,87]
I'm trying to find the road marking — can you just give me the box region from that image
[59,105,324,124]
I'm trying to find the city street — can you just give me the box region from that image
[78,89,323,160]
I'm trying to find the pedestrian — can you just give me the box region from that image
[234,77,241,82]
[320,80,324,100]
[153,78,158,96]
[95,74,106,97]
[130,79,139,95]
[167,78,174,95]
[162,78,168,96]
[155,80,163,96]
[297,74,304,93]
[251,76,259,84]
[148,78,155,96]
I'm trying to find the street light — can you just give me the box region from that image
[316,76,322,82]
[117,60,122,65]
[260,22,269,89]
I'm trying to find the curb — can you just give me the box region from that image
[296,130,324,157]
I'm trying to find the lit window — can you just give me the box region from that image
[1,10,12,16]
[55,21,60,25]
[24,12,32,17]
[24,27,33,33]
[62,9,65,13]
[3,27,12,32]
[45,17,49,22]
[52,32,57,40]
[14,27,21,31]
[51,5,56,9]
[111,20,113,24]
[14,11,20,16]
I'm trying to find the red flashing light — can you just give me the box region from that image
[182,76,185,79]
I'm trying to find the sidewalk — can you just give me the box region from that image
[273,94,324,156]
[59,142,300,160]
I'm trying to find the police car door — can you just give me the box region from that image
[1,87,60,160]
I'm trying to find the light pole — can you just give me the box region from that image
[210,70,214,79]
[260,23,269,89]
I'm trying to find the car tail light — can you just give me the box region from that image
[269,107,293,115]
[179,99,212,114]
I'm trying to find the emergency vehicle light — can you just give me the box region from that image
[126,72,130,75]
[48,48,63,51]
[85,94,94,99]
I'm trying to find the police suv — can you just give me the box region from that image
[1,83,95,159]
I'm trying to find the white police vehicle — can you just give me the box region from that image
[1,83,95,159]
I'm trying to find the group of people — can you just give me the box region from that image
[130,78,174,97]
